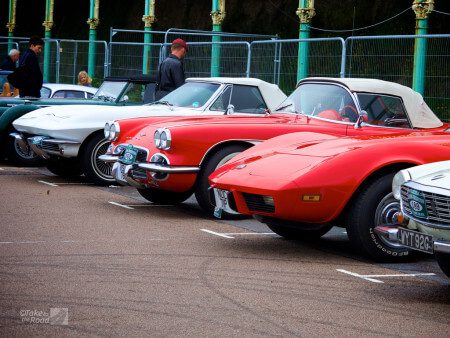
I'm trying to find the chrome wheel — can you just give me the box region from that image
[90,139,114,181]
[374,193,404,249]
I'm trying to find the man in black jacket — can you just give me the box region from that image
[155,38,188,100]
[0,49,20,71]
[18,36,44,98]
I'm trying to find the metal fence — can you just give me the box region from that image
[1,33,449,121]
[249,38,345,95]
[345,35,450,120]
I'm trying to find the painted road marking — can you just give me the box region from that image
[201,229,235,239]
[201,229,275,239]
[38,180,58,187]
[337,269,436,284]
[0,168,4,171]
[108,201,134,210]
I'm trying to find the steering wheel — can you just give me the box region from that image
[340,105,359,122]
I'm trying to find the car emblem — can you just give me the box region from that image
[431,174,445,181]
[409,200,423,212]
[235,164,246,169]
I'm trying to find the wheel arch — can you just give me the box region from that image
[199,140,257,168]
[78,129,105,157]
[335,162,418,225]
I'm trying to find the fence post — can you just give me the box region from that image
[42,0,54,82]
[211,0,225,77]
[340,38,347,78]
[296,0,315,81]
[412,0,434,95]
[7,0,17,51]
[87,0,100,78]
[142,0,156,74]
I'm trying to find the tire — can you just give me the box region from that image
[138,187,193,205]
[435,253,450,278]
[195,144,249,217]
[6,127,43,166]
[46,158,81,178]
[80,133,114,185]
[262,217,333,240]
[346,174,410,262]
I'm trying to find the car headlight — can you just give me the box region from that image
[154,128,171,150]
[109,122,120,141]
[392,169,411,200]
[104,122,111,139]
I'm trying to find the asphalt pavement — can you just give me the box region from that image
[0,164,449,336]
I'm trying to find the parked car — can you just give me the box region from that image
[209,132,450,262]
[0,76,156,165]
[103,77,449,219]
[13,77,286,183]
[39,83,98,99]
[375,161,450,276]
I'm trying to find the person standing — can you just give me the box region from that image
[155,38,188,100]
[0,49,20,71]
[18,36,44,98]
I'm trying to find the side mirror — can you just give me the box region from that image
[225,104,235,115]
[354,110,368,129]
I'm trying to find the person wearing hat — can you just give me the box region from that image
[155,38,188,100]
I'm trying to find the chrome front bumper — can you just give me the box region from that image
[24,135,80,158]
[111,162,148,188]
[374,226,450,254]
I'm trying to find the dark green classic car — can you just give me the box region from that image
[0,75,156,165]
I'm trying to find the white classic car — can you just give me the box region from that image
[13,77,286,184]
[40,83,98,99]
[376,160,450,277]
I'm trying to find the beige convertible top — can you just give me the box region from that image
[302,77,443,129]
[187,77,287,112]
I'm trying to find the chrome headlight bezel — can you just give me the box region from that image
[109,121,120,142]
[392,169,411,200]
[154,127,171,150]
[104,121,111,139]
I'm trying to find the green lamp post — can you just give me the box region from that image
[412,0,434,95]
[142,0,156,75]
[42,0,54,83]
[6,0,17,51]
[296,0,315,82]
[87,0,100,78]
[211,0,225,77]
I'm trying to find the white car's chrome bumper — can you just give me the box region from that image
[26,135,81,158]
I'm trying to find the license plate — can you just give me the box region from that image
[398,228,433,254]
[213,189,231,219]
[31,136,44,145]
[406,188,428,219]
[120,145,138,165]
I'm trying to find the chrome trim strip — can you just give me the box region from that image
[374,226,399,242]
[42,139,80,145]
[137,162,200,174]
[434,240,450,254]
[98,154,119,163]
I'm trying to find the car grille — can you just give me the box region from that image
[40,141,59,153]
[401,185,450,227]
[135,149,148,162]
[242,193,275,213]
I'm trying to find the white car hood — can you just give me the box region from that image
[13,104,201,141]
[407,161,450,191]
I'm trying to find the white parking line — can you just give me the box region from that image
[127,204,173,207]
[0,168,4,171]
[337,269,436,284]
[200,229,235,239]
[108,201,134,210]
[38,180,58,187]
[201,229,276,239]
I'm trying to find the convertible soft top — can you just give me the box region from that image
[301,77,442,129]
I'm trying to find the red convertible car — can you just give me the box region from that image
[209,132,450,261]
[101,77,448,219]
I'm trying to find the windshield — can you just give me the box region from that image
[158,82,220,108]
[93,81,128,102]
[274,83,358,121]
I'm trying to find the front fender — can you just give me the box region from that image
[0,103,40,135]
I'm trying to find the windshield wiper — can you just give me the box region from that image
[148,100,174,110]
[275,102,294,111]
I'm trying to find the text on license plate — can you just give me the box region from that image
[398,228,433,254]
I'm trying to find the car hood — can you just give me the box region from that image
[405,161,450,190]
[13,104,202,134]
